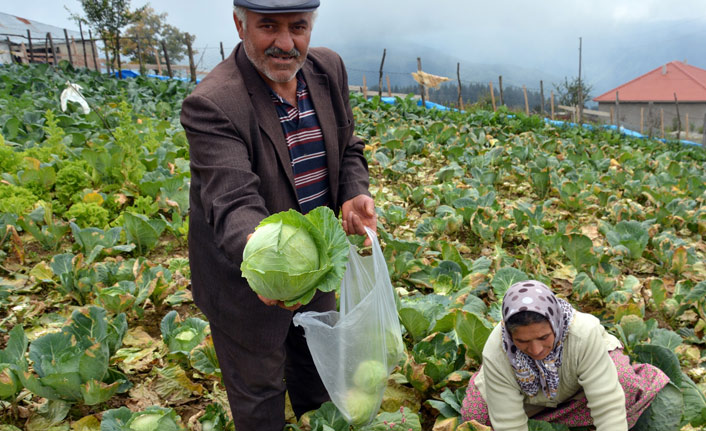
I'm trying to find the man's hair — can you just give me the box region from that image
[233,5,317,31]
[234,5,248,29]
[505,311,549,336]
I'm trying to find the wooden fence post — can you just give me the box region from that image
[220,41,225,61]
[647,101,654,138]
[674,93,681,140]
[523,85,529,115]
[386,75,391,97]
[89,31,99,71]
[661,109,665,139]
[102,37,112,74]
[186,35,196,82]
[71,38,80,66]
[161,40,173,78]
[6,37,16,64]
[685,113,689,139]
[47,33,58,65]
[20,42,29,63]
[550,91,555,120]
[79,22,88,69]
[417,57,425,107]
[615,91,620,130]
[362,75,368,99]
[457,63,463,109]
[540,80,545,114]
[610,107,614,124]
[498,75,504,106]
[26,30,34,63]
[136,39,145,74]
[154,45,163,75]
[63,29,73,66]
[378,48,386,98]
[489,82,496,111]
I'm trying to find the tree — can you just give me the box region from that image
[72,0,145,77]
[121,7,194,72]
[553,76,593,107]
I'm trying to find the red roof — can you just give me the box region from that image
[593,61,706,103]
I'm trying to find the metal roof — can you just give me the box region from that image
[594,61,706,103]
[0,12,82,44]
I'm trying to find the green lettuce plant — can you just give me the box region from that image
[241,207,349,306]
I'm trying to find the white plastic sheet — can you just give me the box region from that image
[60,81,90,114]
[293,227,404,425]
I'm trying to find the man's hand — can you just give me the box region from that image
[257,294,302,311]
[341,194,377,246]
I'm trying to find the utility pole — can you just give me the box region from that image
[577,37,583,124]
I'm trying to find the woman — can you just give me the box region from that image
[461,280,670,430]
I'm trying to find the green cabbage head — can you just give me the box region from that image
[344,387,379,425]
[241,207,349,306]
[353,360,388,394]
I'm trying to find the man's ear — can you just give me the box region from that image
[233,12,245,40]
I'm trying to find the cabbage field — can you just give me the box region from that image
[0,62,705,431]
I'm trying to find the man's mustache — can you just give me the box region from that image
[265,46,301,58]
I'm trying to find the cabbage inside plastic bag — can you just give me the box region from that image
[293,228,404,426]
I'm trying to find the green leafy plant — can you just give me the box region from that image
[160,310,209,357]
[16,202,69,250]
[19,307,129,406]
[122,212,167,254]
[54,160,92,205]
[50,252,97,305]
[0,184,38,216]
[601,220,651,260]
[402,332,468,394]
[101,405,183,431]
[65,202,110,228]
[241,207,349,306]
[70,222,135,263]
[0,326,28,403]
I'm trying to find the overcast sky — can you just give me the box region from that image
[4,1,706,93]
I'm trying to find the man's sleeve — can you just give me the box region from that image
[334,54,371,205]
[181,93,268,264]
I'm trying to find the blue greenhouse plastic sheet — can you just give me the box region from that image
[377,96,701,148]
[113,69,199,83]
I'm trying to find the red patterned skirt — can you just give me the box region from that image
[460,349,670,428]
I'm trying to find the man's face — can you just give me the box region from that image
[235,9,313,86]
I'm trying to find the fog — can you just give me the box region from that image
[4,0,706,94]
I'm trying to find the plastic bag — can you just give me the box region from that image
[293,227,404,426]
[60,81,90,114]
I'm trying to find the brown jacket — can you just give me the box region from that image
[180,44,370,349]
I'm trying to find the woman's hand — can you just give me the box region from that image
[341,194,376,246]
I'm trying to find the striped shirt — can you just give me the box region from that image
[270,75,330,214]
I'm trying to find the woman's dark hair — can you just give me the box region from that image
[505,311,550,336]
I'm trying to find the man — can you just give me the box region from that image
[180,1,376,430]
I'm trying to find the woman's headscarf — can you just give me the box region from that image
[501,280,575,399]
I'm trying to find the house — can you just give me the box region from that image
[593,61,706,135]
[0,12,98,68]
